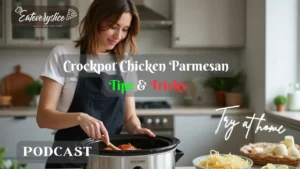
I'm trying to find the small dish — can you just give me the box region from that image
[0,95,12,106]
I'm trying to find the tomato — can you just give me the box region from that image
[118,143,138,150]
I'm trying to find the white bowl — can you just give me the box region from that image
[261,164,297,169]
[192,154,253,169]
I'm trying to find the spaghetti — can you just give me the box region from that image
[199,150,250,169]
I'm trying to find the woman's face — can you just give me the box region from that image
[99,12,132,52]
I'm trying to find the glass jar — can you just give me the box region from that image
[287,82,300,111]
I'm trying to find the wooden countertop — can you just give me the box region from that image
[0,106,253,117]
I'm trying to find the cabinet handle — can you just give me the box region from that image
[175,37,180,41]
[14,116,27,120]
[211,114,222,118]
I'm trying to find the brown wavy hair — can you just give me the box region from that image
[74,0,140,61]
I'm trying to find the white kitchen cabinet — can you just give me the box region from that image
[39,0,79,46]
[172,0,246,48]
[0,117,54,169]
[5,0,79,47]
[174,115,253,166]
[6,0,42,46]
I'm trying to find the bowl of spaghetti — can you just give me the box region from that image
[192,150,253,169]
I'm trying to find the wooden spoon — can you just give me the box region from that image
[101,135,121,150]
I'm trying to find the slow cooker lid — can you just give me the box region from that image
[81,134,180,156]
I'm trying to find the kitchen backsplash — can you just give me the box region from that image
[0,29,242,105]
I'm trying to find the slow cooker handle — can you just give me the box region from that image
[69,156,87,169]
[68,141,88,169]
[175,149,184,163]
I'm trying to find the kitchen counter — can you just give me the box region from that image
[0,106,253,117]
[137,106,253,116]
[265,110,300,131]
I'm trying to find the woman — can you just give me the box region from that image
[37,0,155,168]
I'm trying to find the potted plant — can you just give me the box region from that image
[274,95,288,112]
[0,147,28,169]
[24,80,42,107]
[204,76,230,107]
[225,71,245,107]
[204,71,245,107]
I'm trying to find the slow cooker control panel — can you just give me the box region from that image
[125,156,148,169]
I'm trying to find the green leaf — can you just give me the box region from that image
[0,147,6,167]
[203,71,245,91]
[0,148,28,169]
[24,80,42,96]
[0,147,5,157]
[274,95,288,105]
[11,162,18,169]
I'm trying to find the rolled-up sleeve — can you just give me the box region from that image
[40,46,65,85]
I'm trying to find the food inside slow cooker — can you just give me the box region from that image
[104,143,140,150]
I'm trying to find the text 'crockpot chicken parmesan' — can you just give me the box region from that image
[104,143,140,150]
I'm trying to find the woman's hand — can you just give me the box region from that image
[76,113,110,145]
[133,127,156,137]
